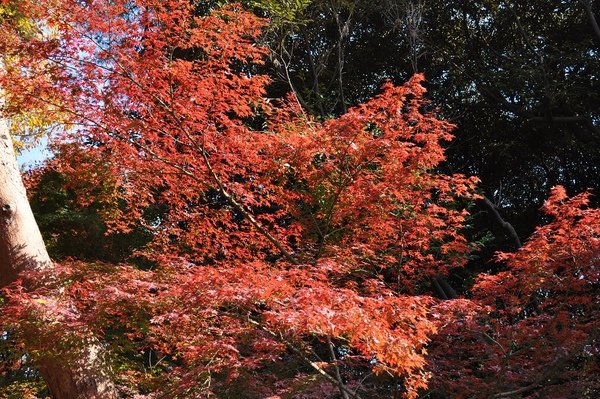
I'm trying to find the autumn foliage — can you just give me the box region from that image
[1,0,599,398]
[426,187,600,398]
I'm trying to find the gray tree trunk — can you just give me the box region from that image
[0,91,118,398]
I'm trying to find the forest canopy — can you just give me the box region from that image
[0,0,599,398]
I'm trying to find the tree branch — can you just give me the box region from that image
[327,336,350,399]
[580,0,600,43]
[244,316,362,399]
[431,274,457,299]
[480,196,522,249]
[493,349,568,398]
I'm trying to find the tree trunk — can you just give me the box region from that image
[0,93,118,398]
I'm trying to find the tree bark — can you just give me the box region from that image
[0,92,118,398]
[480,196,522,249]
[580,0,600,43]
[431,274,458,299]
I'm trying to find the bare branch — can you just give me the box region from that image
[480,196,522,249]
[580,0,600,42]
[244,316,362,399]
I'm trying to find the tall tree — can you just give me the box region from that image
[0,1,118,397]
[2,1,478,397]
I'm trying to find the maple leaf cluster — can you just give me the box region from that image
[427,187,600,398]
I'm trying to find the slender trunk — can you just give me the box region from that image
[0,92,118,398]
[480,196,522,249]
[580,0,600,43]
[333,9,348,114]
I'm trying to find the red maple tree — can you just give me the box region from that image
[6,1,598,398]
[428,186,600,398]
[2,0,479,397]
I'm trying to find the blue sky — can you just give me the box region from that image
[17,137,52,170]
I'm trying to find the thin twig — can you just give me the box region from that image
[244,316,362,399]
[327,336,350,399]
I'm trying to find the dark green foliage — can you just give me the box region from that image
[28,169,151,264]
